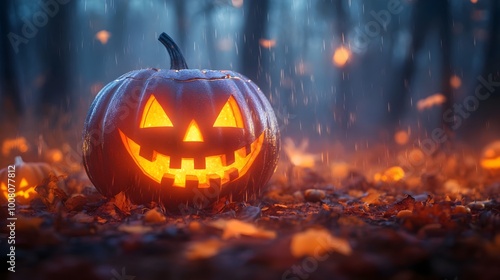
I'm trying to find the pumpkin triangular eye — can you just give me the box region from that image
[213,96,244,128]
[20,178,29,188]
[140,95,173,128]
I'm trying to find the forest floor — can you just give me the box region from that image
[1,148,500,280]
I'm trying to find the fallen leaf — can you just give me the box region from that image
[290,228,352,258]
[361,190,381,205]
[385,194,416,217]
[64,194,87,212]
[210,219,276,240]
[283,138,319,167]
[118,224,153,234]
[35,173,68,208]
[71,212,94,223]
[237,206,262,221]
[112,192,132,215]
[185,239,224,260]
[144,208,166,224]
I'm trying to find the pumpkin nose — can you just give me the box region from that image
[183,120,204,142]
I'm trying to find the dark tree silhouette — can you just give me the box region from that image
[174,0,188,54]
[482,0,500,78]
[37,0,78,118]
[0,0,22,120]
[388,0,453,132]
[240,0,269,87]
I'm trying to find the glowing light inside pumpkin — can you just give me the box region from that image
[1,178,36,200]
[119,130,264,188]
[183,120,204,142]
[140,95,174,128]
[213,96,244,128]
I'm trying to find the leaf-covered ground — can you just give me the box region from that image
[1,149,500,280]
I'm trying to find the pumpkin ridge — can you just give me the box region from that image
[117,75,247,83]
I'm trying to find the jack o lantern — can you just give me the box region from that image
[82,33,280,208]
[0,156,61,204]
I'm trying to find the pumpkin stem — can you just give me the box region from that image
[14,156,24,166]
[158,32,188,70]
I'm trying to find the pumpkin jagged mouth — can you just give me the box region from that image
[118,129,264,189]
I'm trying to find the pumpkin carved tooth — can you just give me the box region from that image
[208,175,222,190]
[222,152,236,166]
[169,157,182,169]
[185,175,199,189]
[139,147,157,162]
[161,174,175,187]
[225,168,239,181]
[194,157,206,169]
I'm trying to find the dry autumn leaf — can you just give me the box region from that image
[290,228,352,258]
[112,192,133,215]
[210,219,276,240]
[185,239,224,260]
[71,212,94,223]
[118,223,153,234]
[144,208,166,224]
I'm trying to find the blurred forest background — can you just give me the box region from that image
[1,0,500,166]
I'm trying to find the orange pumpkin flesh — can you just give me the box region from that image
[82,33,280,209]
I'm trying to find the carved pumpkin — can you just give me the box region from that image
[0,156,60,204]
[82,33,280,208]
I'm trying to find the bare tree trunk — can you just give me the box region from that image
[202,3,217,69]
[387,0,432,126]
[0,0,22,120]
[174,0,188,54]
[38,0,78,118]
[388,0,453,137]
[241,0,269,86]
[333,0,351,130]
[483,0,500,78]
[437,1,453,139]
